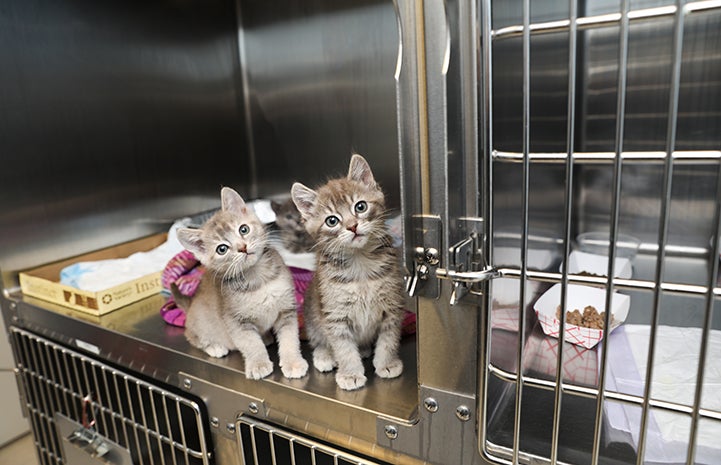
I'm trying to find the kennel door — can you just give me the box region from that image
[477,0,721,464]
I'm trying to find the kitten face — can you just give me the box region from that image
[292,154,386,251]
[178,187,268,275]
[271,199,306,235]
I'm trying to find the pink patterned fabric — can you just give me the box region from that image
[160,250,204,327]
[159,250,417,337]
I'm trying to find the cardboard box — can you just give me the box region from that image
[20,234,167,316]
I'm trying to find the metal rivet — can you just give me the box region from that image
[210,417,219,428]
[182,378,192,390]
[9,302,17,310]
[226,423,236,434]
[455,405,471,422]
[423,397,439,413]
[248,402,259,414]
[384,424,398,440]
[425,248,440,266]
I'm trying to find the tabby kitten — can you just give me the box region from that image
[291,154,404,390]
[270,198,314,253]
[173,187,308,380]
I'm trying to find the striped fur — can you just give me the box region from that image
[176,187,308,380]
[292,155,404,390]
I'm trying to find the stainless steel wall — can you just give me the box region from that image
[0,0,402,291]
[0,0,250,288]
[239,0,401,202]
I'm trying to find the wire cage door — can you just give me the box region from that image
[477,0,721,464]
[11,328,212,465]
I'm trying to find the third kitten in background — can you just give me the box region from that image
[291,154,405,390]
[270,198,314,253]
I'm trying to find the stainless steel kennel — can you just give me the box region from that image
[1,0,720,464]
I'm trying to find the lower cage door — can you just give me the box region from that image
[11,327,212,465]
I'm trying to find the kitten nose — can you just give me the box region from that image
[238,244,247,254]
[347,224,358,234]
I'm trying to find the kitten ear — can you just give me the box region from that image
[270,200,282,214]
[177,228,206,257]
[221,187,248,216]
[291,183,317,218]
[347,154,376,188]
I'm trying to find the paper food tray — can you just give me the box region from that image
[534,283,629,349]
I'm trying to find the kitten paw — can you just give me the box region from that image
[312,348,336,372]
[335,372,367,391]
[280,357,309,379]
[245,360,274,380]
[375,358,403,379]
[204,345,229,358]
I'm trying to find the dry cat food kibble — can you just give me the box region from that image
[556,305,613,329]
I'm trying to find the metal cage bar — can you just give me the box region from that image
[550,0,578,462]
[688,155,721,463]
[478,0,496,459]
[637,1,685,463]
[591,0,631,462]
[493,150,721,164]
[511,0,531,462]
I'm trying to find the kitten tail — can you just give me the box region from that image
[170,282,192,310]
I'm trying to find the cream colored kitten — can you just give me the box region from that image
[291,155,404,390]
[173,187,308,380]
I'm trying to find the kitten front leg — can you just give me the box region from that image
[227,323,274,380]
[274,309,309,379]
[311,344,335,372]
[324,327,367,390]
[373,310,403,379]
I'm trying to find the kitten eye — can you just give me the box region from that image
[239,224,250,235]
[325,216,340,227]
[354,200,368,214]
[216,244,229,255]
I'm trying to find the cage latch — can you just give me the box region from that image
[435,231,499,305]
[66,393,111,458]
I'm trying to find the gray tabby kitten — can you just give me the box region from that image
[173,187,308,380]
[291,154,404,390]
[270,198,314,253]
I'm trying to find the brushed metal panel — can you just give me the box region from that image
[0,0,250,288]
[238,0,402,205]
